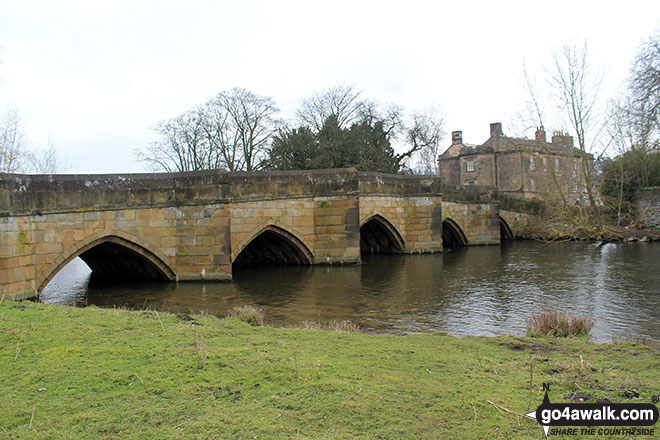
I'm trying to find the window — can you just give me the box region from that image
[542,157,547,170]
[466,180,476,186]
[465,159,475,172]
[573,180,578,193]
[529,155,535,171]
[573,160,578,174]
[530,178,536,192]
[554,158,560,173]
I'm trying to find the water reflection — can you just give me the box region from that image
[40,241,660,346]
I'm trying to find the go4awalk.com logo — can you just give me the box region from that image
[525,384,659,437]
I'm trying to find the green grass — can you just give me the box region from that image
[0,301,658,439]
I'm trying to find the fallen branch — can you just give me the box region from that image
[28,406,35,430]
[528,362,533,411]
[486,400,535,421]
[339,388,363,409]
[154,310,165,330]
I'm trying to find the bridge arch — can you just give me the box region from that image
[232,224,314,266]
[442,217,468,248]
[360,214,405,254]
[37,230,177,295]
[499,216,514,241]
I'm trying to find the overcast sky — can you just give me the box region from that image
[1,0,659,174]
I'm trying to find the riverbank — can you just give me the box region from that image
[620,227,660,242]
[519,204,660,243]
[0,301,658,439]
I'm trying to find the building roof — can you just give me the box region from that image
[439,123,589,160]
[440,142,478,158]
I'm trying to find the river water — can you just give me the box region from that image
[39,240,660,346]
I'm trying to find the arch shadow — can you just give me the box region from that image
[499,216,514,241]
[360,214,405,254]
[442,217,468,248]
[232,224,313,267]
[37,232,177,295]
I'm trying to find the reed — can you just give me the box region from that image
[228,305,265,326]
[527,310,594,337]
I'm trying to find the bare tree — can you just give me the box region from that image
[629,30,660,149]
[406,107,445,173]
[517,61,569,206]
[510,60,548,136]
[296,84,369,132]
[29,139,67,174]
[0,109,28,173]
[339,99,445,173]
[138,106,211,172]
[137,88,279,172]
[548,42,607,206]
[205,88,278,171]
[602,31,660,225]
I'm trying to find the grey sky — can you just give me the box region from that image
[1,0,659,173]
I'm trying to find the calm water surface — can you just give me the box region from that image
[40,241,660,346]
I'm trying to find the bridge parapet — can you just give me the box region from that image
[496,193,544,214]
[0,169,444,216]
[441,184,497,204]
[227,168,359,201]
[0,170,229,216]
[356,172,441,197]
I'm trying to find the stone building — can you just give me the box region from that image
[437,122,595,204]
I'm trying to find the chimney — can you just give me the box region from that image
[535,125,546,143]
[490,122,503,138]
[451,131,463,145]
[551,131,574,147]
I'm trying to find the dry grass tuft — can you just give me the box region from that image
[301,319,361,333]
[228,305,265,326]
[191,329,207,369]
[611,334,649,345]
[527,310,594,337]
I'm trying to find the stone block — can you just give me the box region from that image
[196,235,218,246]
[176,235,196,246]
[119,210,135,220]
[319,215,343,226]
[293,216,314,227]
[34,242,62,255]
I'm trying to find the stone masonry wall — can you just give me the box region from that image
[635,187,660,227]
[442,201,500,245]
[229,196,361,265]
[0,204,231,300]
[499,209,534,238]
[358,195,443,253]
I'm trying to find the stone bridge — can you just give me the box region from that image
[0,169,535,300]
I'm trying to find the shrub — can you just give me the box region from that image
[228,305,264,326]
[527,310,594,337]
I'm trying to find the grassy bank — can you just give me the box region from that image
[0,301,658,439]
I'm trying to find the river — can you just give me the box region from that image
[39,240,660,346]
